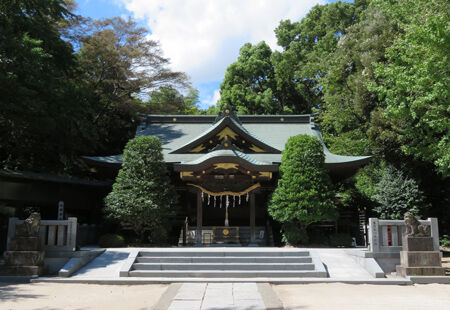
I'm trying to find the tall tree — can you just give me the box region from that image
[144,86,200,114]
[219,42,278,114]
[369,0,450,177]
[75,17,189,155]
[0,0,93,173]
[274,1,368,99]
[318,8,398,157]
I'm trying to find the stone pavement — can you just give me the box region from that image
[313,248,373,279]
[168,283,266,310]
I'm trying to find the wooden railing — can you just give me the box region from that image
[368,218,439,253]
[7,217,77,254]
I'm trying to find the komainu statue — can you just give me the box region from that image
[16,212,41,237]
[404,211,430,237]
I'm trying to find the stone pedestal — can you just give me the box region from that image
[1,213,45,276]
[396,235,445,277]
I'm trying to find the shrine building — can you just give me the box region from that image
[84,107,371,246]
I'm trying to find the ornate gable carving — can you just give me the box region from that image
[171,107,280,154]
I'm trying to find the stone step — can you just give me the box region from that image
[4,251,45,266]
[128,269,327,278]
[138,250,310,257]
[0,265,45,276]
[132,262,315,271]
[135,256,312,263]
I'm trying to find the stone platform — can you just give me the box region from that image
[396,236,445,277]
[1,213,45,276]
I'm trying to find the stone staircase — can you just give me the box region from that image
[121,248,328,279]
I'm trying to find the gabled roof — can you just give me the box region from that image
[170,110,281,154]
[83,108,372,175]
[173,149,278,172]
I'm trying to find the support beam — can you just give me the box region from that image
[196,190,202,245]
[250,192,256,244]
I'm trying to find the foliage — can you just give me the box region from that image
[0,0,92,173]
[440,235,450,248]
[75,17,189,155]
[219,42,278,114]
[104,136,177,244]
[369,0,450,177]
[318,8,398,157]
[372,165,427,220]
[0,2,191,175]
[281,223,309,246]
[144,86,200,114]
[269,134,337,244]
[275,1,367,89]
[328,233,353,247]
[219,41,319,115]
[98,233,125,248]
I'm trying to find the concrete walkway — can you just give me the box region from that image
[312,248,373,279]
[168,283,266,310]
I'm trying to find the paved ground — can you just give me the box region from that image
[2,281,450,310]
[0,282,167,310]
[73,248,131,279]
[312,248,372,279]
[167,283,266,310]
[274,283,450,310]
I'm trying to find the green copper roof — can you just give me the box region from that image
[83,111,372,173]
[180,149,272,166]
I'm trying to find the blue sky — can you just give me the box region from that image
[75,0,337,109]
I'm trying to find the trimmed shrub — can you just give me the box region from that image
[104,136,178,244]
[268,134,338,245]
[328,233,353,247]
[281,223,309,246]
[98,234,125,248]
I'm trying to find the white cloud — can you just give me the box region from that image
[122,0,323,84]
[201,89,221,108]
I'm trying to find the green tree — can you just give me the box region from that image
[318,8,398,157]
[104,136,177,244]
[372,165,427,220]
[268,134,337,245]
[274,1,368,100]
[75,17,189,154]
[0,0,93,173]
[369,0,450,177]
[144,86,200,114]
[219,42,278,114]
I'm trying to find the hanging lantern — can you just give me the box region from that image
[246,192,249,202]
[214,196,216,208]
[208,194,211,206]
[201,191,204,202]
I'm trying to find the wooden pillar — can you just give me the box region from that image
[196,190,203,245]
[250,192,256,244]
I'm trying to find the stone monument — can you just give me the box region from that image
[396,212,445,277]
[1,213,45,276]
